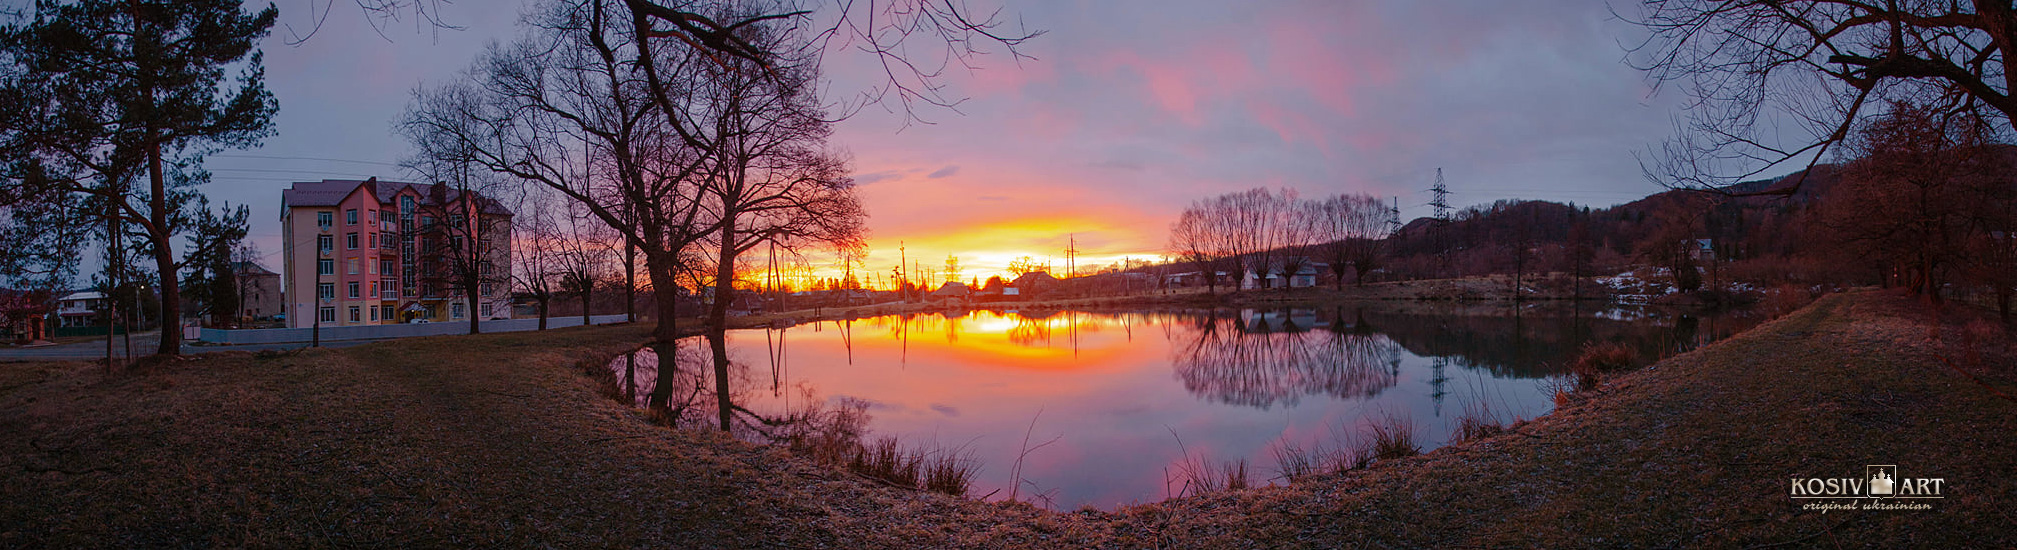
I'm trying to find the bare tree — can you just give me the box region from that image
[558,198,621,324]
[514,188,566,330]
[1313,193,1390,288]
[399,0,716,341]
[1168,205,1222,294]
[1627,1,2017,194]
[690,17,867,329]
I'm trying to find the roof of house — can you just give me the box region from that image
[282,179,512,216]
[1011,272,1058,287]
[230,261,278,276]
[928,282,972,297]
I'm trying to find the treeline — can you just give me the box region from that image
[1168,188,1395,293]
[1165,105,2017,315]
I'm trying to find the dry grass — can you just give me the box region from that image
[1450,397,1507,442]
[1366,412,1421,461]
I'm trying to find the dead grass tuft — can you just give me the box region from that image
[1367,412,1420,460]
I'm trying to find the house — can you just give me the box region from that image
[927,282,972,304]
[0,288,54,343]
[1011,272,1059,298]
[54,290,109,328]
[1240,259,1323,289]
[1687,239,1714,261]
[231,261,282,321]
[279,178,514,328]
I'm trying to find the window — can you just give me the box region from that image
[369,210,377,225]
[369,306,378,321]
[347,282,360,298]
[369,281,378,297]
[368,233,376,249]
[348,258,359,275]
[346,209,358,225]
[317,283,334,299]
[380,260,394,275]
[348,306,361,323]
[317,235,332,252]
[480,302,494,318]
[422,215,435,229]
[317,211,333,227]
[319,306,336,323]
[317,259,334,276]
[346,233,358,250]
[381,305,395,321]
[451,303,465,319]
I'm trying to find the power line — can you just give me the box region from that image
[211,153,402,167]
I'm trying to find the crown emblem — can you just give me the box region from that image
[1870,470,1894,495]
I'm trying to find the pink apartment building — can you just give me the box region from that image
[279,178,513,328]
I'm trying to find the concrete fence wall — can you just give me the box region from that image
[199,314,634,345]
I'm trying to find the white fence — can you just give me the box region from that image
[198,314,634,345]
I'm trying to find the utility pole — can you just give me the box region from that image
[1065,234,1078,279]
[1389,197,1403,236]
[1429,168,1452,275]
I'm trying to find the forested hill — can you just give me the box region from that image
[1382,164,1849,281]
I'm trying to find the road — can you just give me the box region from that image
[0,333,383,361]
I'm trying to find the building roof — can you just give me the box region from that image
[230,261,278,276]
[928,282,971,297]
[282,179,512,216]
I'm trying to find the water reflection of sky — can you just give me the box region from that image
[612,305,1761,510]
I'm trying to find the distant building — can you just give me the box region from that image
[279,178,513,328]
[1688,239,1715,261]
[231,261,282,320]
[927,281,972,304]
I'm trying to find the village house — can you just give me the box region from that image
[54,290,109,328]
[279,178,513,329]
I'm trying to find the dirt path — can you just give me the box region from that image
[2,292,2010,548]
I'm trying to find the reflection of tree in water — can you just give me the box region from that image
[610,333,826,442]
[1008,317,1053,346]
[1169,309,1401,409]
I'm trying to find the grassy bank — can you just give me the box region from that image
[2,291,2011,547]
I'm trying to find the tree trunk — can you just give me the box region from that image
[625,240,637,322]
[148,137,181,356]
[466,275,482,335]
[709,222,736,330]
[708,328,732,432]
[581,285,592,325]
[646,251,682,342]
[537,298,549,330]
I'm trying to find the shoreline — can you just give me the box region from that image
[2,290,2009,547]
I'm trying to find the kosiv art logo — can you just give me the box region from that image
[1790,464,1944,512]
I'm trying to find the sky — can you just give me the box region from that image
[207,0,1693,284]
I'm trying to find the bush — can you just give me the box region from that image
[1572,341,1638,373]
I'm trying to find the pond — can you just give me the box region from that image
[608,302,1765,510]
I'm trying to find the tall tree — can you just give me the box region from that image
[2,0,278,355]
[694,17,866,330]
